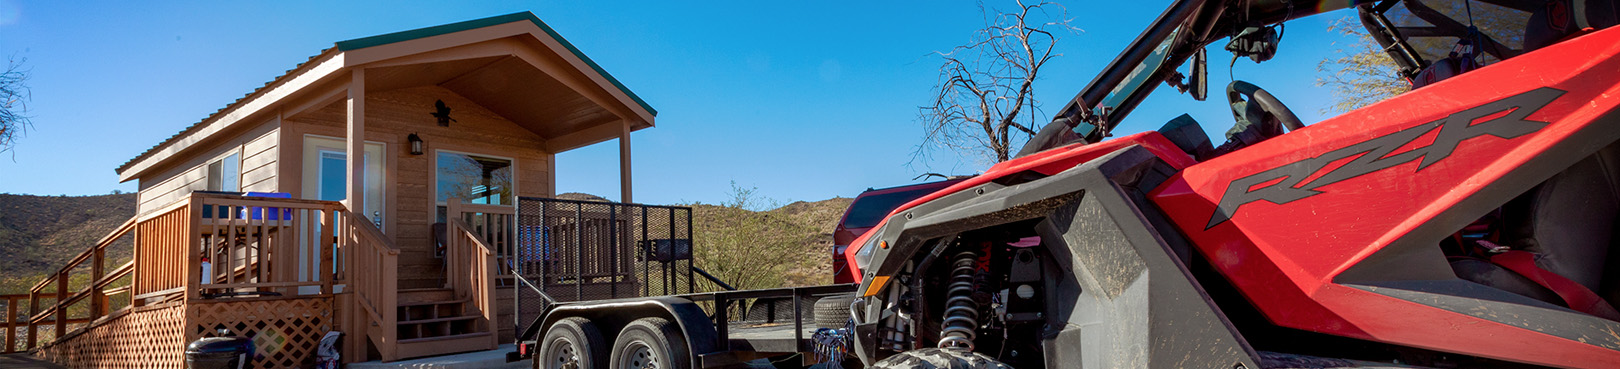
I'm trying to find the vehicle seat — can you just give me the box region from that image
[1524,0,1620,52]
[1411,53,1478,89]
[1499,142,1620,305]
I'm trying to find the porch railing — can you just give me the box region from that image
[189,194,346,298]
[448,201,518,279]
[444,199,500,349]
[15,192,360,368]
[11,216,136,353]
[345,211,399,361]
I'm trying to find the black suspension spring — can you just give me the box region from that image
[937,251,980,350]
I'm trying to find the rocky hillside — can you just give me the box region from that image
[0,193,137,293]
[689,197,853,289]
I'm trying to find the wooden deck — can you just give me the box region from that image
[4,193,502,367]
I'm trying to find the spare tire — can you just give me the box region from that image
[814,294,856,329]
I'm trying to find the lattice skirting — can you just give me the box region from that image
[36,302,187,369]
[190,297,335,369]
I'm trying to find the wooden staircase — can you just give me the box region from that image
[348,200,500,362]
[394,288,494,356]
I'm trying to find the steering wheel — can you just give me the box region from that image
[1225,81,1304,144]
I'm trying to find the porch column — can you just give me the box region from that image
[346,69,365,213]
[620,120,632,204]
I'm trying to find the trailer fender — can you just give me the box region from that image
[526,297,718,369]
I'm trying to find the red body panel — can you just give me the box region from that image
[842,132,1195,279]
[1150,27,1620,367]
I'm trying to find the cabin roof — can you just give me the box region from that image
[115,12,657,181]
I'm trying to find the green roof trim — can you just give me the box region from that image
[335,12,657,117]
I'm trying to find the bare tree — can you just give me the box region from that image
[1316,18,1410,114]
[917,1,1078,164]
[1,57,29,153]
[1318,2,1525,113]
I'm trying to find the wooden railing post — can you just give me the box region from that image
[26,291,36,349]
[54,273,66,340]
[131,220,142,308]
[322,207,335,295]
[447,199,461,291]
[6,295,17,353]
[92,246,106,318]
[186,196,203,302]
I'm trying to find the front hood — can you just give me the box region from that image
[842,131,1196,277]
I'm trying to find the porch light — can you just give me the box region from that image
[408,133,423,155]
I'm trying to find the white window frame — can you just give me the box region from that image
[431,148,518,207]
[204,147,243,192]
[302,134,388,223]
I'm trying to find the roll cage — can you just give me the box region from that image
[1035,0,1546,151]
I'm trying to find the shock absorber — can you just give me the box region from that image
[937,251,980,351]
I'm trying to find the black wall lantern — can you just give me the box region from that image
[407,133,423,155]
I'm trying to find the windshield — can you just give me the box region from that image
[1094,28,1181,126]
[843,187,943,229]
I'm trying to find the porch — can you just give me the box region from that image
[0,192,502,366]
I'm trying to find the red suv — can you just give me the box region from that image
[831,178,969,283]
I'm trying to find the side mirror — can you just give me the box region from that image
[1189,48,1208,101]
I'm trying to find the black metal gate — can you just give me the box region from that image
[511,196,702,339]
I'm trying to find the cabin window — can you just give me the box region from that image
[317,151,347,201]
[206,152,240,192]
[436,151,514,206]
[301,135,387,229]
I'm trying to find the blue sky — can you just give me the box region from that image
[0,0,1356,206]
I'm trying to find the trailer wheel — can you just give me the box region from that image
[814,294,855,329]
[870,348,1010,369]
[610,317,690,369]
[537,317,608,369]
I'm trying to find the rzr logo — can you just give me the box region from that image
[1206,87,1565,229]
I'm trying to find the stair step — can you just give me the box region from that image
[397,298,467,307]
[398,277,447,290]
[400,287,453,293]
[398,288,456,304]
[398,331,491,344]
[398,315,478,325]
[394,330,496,360]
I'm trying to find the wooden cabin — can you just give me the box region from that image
[4,12,656,367]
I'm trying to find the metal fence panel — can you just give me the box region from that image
[512,197,701,338]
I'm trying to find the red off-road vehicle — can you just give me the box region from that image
[841,0,1620,367]
[518,1,1620,368]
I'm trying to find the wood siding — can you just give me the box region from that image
[241,129,280,192]
[282,85,554,288]
[136,120,279,215]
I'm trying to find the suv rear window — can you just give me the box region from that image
[844,188,942,229]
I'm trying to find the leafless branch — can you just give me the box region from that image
[914,0,1079,166]
[1,56,31,154]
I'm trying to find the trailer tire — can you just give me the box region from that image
[536,317,608,369]
[814,294,855,329]
[869,348,1010,369]
[610,317,690,369]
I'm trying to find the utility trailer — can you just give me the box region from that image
[506,196,862,368]
[515,1,1620,368]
